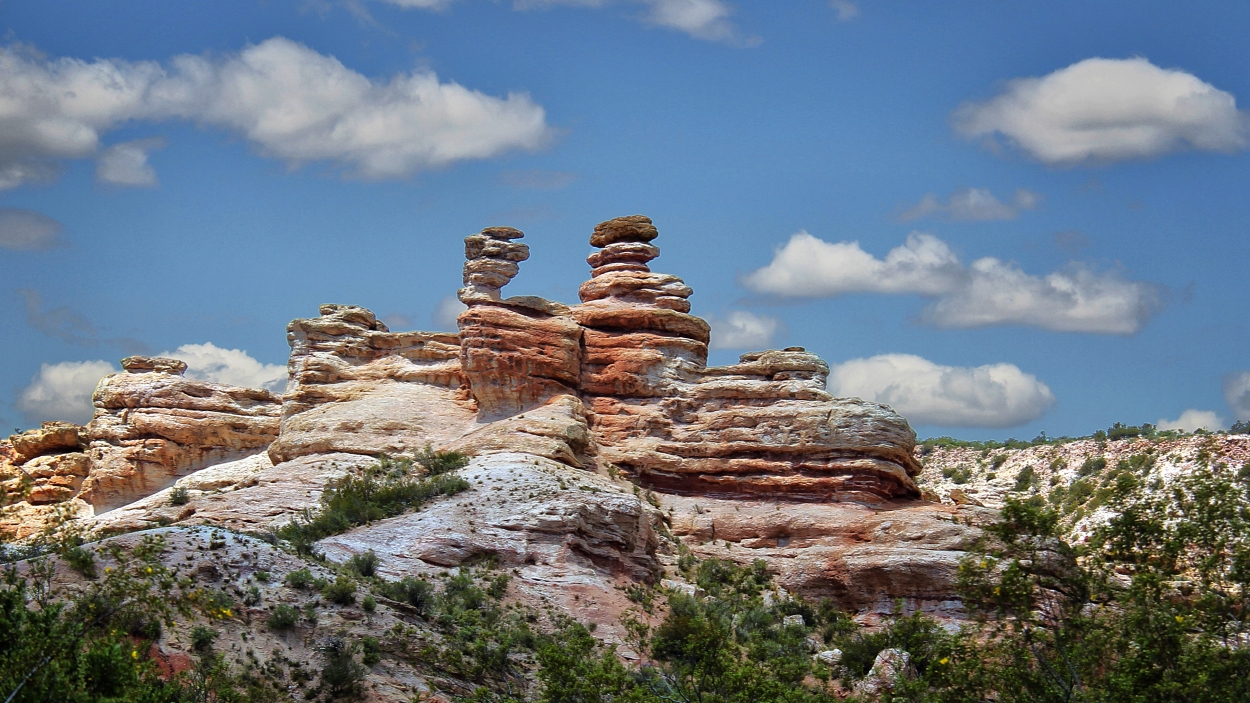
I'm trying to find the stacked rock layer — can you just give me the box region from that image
[452,215,920,501]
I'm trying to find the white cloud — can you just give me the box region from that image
[743,231,1162,334]
[393,0,744,43]
[707,310,781,350]
[829,354,1055,428]
[1223,371,1250,421]
[1157,409,1226,433]
[830,0,859,21]
[17,360,116,424]
[899,187,1041,222]
[641,0,736,41]
[159,343,287,391]
[433,295,467,329]
[954,57,1248,164]
[0,37,551,186]
[0,208,62,250]
[96,137,165,186]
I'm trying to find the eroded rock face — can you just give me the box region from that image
[269,304,474,462]
[82,357,282,512]
[318,453,662,581]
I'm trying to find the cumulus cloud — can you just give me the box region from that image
[1157,409,1226,433]
[159,343,287,391]
[898,187,1041,222]
[497,169,578,190]
[707,310,782,350]
[0,37,551,186]
[829,354,1056,428]
[1223,371,1250,421]
[743,231,1163,334]
[830,0,859,21]
[954,57,1248,164]
[433,295,467,329]
[16,360,116,424]
[96,137,165,187]
[0,208,63,250]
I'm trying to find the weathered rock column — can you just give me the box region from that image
[457,227,584,418]
[573,215,710,399]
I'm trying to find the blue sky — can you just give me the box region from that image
[2,0,1249,439]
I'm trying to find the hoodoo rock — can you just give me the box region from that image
[458,226,584,418]
[569,216,920,503]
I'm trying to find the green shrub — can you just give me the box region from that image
[277,454,470,554]
[61,544,96,579]
[346,550,380,577]
[322,574,357,605]
[1013,464,1036,491]
[243,585,262,606]
[318,636,366,698]
[285,568,314,589]
[361,636,381,667]
[170,485,190,506]
[190,625,219,653]
[415,445,470,476]
[380,576,434,612]
[1078,456,1107,476]
[267,604,299,631]
[361,594,376,613]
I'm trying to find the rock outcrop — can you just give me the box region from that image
[269,304,471,462]
[80,356,282,512]
[450,216,921,503]
[457,228,584,418]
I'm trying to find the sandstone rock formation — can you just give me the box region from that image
[81,356,282,512]
[269,304,471,462]
[8,213,965,627]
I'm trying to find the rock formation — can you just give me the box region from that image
[81,356,282,512]
[450,215,921,502]
[6,213,965,625]
[269,304,470,463]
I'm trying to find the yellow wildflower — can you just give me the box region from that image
[939,657,949,665]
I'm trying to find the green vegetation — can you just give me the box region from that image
[266,604,299,631]
[284,567,314,590]
[345,550,379,577]
[277,451,470,555]
[0,534,252,702]
[321,574,357,605]
[940,465,972,484]
[169,486,190,506]
[1012,464,1036,491]
[922,417,1247,453]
